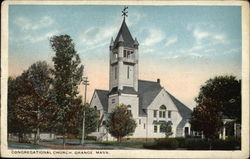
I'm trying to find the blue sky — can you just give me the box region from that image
[9,5,242,108]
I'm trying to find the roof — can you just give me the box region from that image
[109,86,137,95]
[93,80,192,119]
[177,119,189,128]
[138,80,162,115]
[95,89,109,112]
[114,19,136,48]
[167,92,192,119]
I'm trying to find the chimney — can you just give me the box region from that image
[157,78,160,84]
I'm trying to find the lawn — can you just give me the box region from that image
[8,139,148,149]
[91,140,149,149]
[8,141,50,149]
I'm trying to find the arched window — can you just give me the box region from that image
[94,106,97,110]
[159,105,166,118]
[160,105,166,110]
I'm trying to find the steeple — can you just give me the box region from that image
[114,18,135,48]
[108,6,139,116]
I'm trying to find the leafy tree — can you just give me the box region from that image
[50,34,84,147]
[160,121,173,137]
[8,77,25,140]
[195,75,241,122]
[190,75,241,139]
[83,105,100,137]
[190,98,222,139]
[106,104,137,142]
[13,61,54,144]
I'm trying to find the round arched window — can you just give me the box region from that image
[159,105,166,118]
[94,106,97,110]
[160,105,166,110]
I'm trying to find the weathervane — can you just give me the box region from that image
[122,6,128,19]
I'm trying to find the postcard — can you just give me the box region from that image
[1,0,249,158]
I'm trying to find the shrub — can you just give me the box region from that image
[211,137,241,150]
[143,138,179,150]
[185,138,210,150]
[143,142,158,149]
[175,137,186,148]
[185,137,241,150]
[155,138,178,149]
[86,135,97,141]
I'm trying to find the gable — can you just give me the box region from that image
[137,80,192,119]
[166,91,192,119]
[90,89,109,112]
[147,89,178,112]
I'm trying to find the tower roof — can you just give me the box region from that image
[114,19,135,48]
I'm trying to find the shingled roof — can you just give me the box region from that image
[109,86,137,95]
[138,80,162,115]
[114,19,135,48]
[166,91,192,119]
[95,89,109,112]
[94,80,192,119]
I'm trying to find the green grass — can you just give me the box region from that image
[8,141,49,149]
[93,140,149,149]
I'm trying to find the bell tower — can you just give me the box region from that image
[108,7,139,116]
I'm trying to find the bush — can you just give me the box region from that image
[185,138,210,150]
[211,137,241,150]
[156,138,178,149]
[143,138,178,150]
[86,135,97,141]
[185,137,241,150]
[143,142,158,149]
[175,137,186,148]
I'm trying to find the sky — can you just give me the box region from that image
[8,5,242,109]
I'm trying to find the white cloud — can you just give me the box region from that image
[24,30,59,43]
[126,11,144,26]
[143,48,154,54]
[188,53,203,58]
[191,24,227,45]
[142,28,165,46]
[14,16,54,31]
[164,55,179,59]
[165,36,178,47]
[79,26,116,46]
[193,28,209,41]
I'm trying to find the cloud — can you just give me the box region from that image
[79,26,116,47]
[14,16,54,31]
[24,30,60,43]
[126,11,144,26]
[142,48,154,54]
[142,28,165,46]
[192,25,227,45]
[193,28,209,41]
[165,36,178,47]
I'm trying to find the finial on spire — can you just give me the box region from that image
[122,6,128,20]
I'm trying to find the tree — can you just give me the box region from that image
[50,34,84,147]
[106,104,137,142]
[83,105,100,137]
[13,61,54,144]
[190,98,222,139]
[8,77,25,141]
[160,121,173,137]
[190,75,241,139]
[195,75,241,122]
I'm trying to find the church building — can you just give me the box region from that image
[90,11,192,141]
